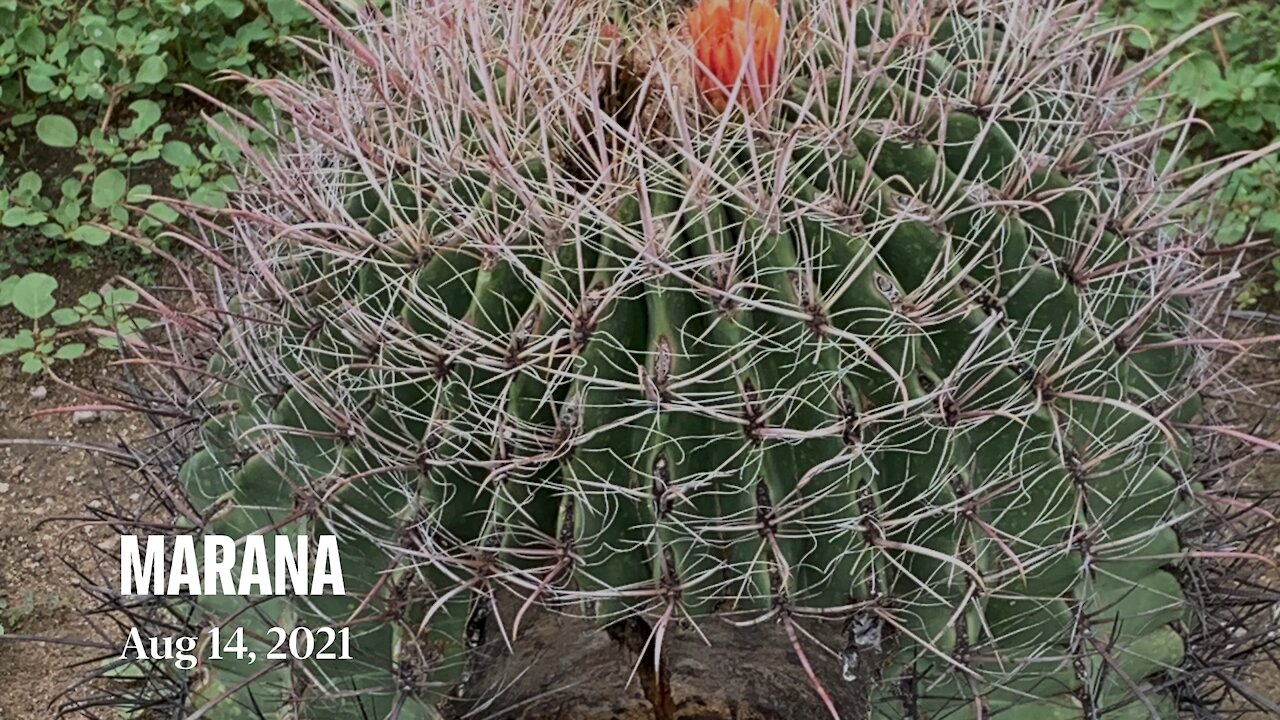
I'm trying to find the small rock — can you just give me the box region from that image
[72,410,101,424]
[0,482,9,493]
[28,385,47,400]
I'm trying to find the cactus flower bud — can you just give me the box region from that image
[687,0,781,111]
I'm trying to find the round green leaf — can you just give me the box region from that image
[60,178,84,199]
[54,343,87,361]
[126,183,153,203]
[11,273,58,320]
[160,140,196,168]
[36,115,78,148]
[26,72,55,93]
[213,0,244,18]
[146,201,179,223]
[16,171,42,196]
[1,208,30,227]
[266,0,310,24]
[91,170,127,209]
[51,308,81,326]
[104,288,139,307]
[16,25,46,55]
[79,46,107,75]
[192,185,228,208]
[128,99,162,132]
[71,225,111,246]
[135,55,168,85]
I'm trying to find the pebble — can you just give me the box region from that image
[72,410,101,424]
[29,385,47,400]
[0,482,8,493]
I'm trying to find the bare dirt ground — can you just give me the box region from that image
[0,264,155,719]
[0,351,148,718]
[0,274,1275,718]
[1217,314,1280,717]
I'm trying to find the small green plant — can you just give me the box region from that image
[1112,1,1280,269]
[1233,258,1280,308]
[0,271,149,373]
[0,0,314,277]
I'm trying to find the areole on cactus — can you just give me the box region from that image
[119,0,1274,717]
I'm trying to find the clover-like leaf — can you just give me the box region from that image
[129,99,163,133]
[71,224,111,246]
[15,24,47,55]
[54,343,87,361]
[36,115,78,148]
[103,288,140,308]
[160,140,196,168]
[91,170,127,209]
[20,354,45,374]
[26,70,55,94]
[78,292,103,310]
[2,208,32,227]
[51,308,81,326]
[135,55,168,85]
[11,273,58,320]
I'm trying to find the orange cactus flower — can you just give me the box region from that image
[687,0,782,111]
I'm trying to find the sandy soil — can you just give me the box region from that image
[1215,315,1280,717]
[0,351,149,717]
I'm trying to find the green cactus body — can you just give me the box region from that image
[172,1,1215,717]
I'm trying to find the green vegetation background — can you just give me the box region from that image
[0,0,1275,373]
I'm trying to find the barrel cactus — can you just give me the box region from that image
[142,0,1263,717]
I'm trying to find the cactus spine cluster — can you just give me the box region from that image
[167,0,1235,717]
